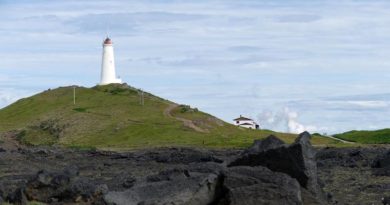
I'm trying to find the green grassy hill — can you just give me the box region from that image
[0,84,339,149]
[334,129,390,144]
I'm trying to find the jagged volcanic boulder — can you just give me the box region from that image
[316,148,368,168]
[243,135,285,155]
[371,150,390,176]
[372,150,390,169]
[382,196,390,205]
[24,167,107,204]
[221,166,302,205]
[104,168,223,205]
[6,188,27,205]
[228,132,324,202]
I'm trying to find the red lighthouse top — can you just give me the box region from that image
[103,37,113,45]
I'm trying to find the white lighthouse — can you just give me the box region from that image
[99,37,122,85]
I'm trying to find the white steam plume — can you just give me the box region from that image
[257,107,317,134]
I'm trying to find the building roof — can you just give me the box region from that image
[234,115,253,121]
[103,37,113,45]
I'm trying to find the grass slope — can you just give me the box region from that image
[0,84,339,149]
[334,129,390,144]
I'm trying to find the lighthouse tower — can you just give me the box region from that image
[99,37,122,85]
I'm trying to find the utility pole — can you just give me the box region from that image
[142,91,144,106]
[73,86,76,105]
[139,89,144,106]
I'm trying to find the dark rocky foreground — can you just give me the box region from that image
[1,132,390,205]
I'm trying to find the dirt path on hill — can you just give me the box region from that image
[325,135,356,144]
[163,104,208,133]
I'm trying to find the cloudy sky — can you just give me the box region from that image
[1,0,390,134]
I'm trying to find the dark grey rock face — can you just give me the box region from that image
[25,168,107,204]
[6,188,27,205]
[146,168,191,182]
[372,150,390,176]
[317,148,369,168]
[4,134,390,204]
[121,177,136,189]
[316,147,390,204]
[103,165,305,205]
[222,166,302,205]
[137,147,224,164]
[383,196,390,205]
[1,135,325,205]
[292,132,322,199]
[104,169,222,205]
[228,132,323,202]
[373,151,388,166]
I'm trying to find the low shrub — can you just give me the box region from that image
[73,107,87,112]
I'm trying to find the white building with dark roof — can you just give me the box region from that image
[233,115,260,129]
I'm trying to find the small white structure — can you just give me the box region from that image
[233,115,260,129]
[99,37,122,85]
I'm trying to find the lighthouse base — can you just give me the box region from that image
[99,78,122,85]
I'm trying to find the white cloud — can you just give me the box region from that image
[346,100,389,108]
